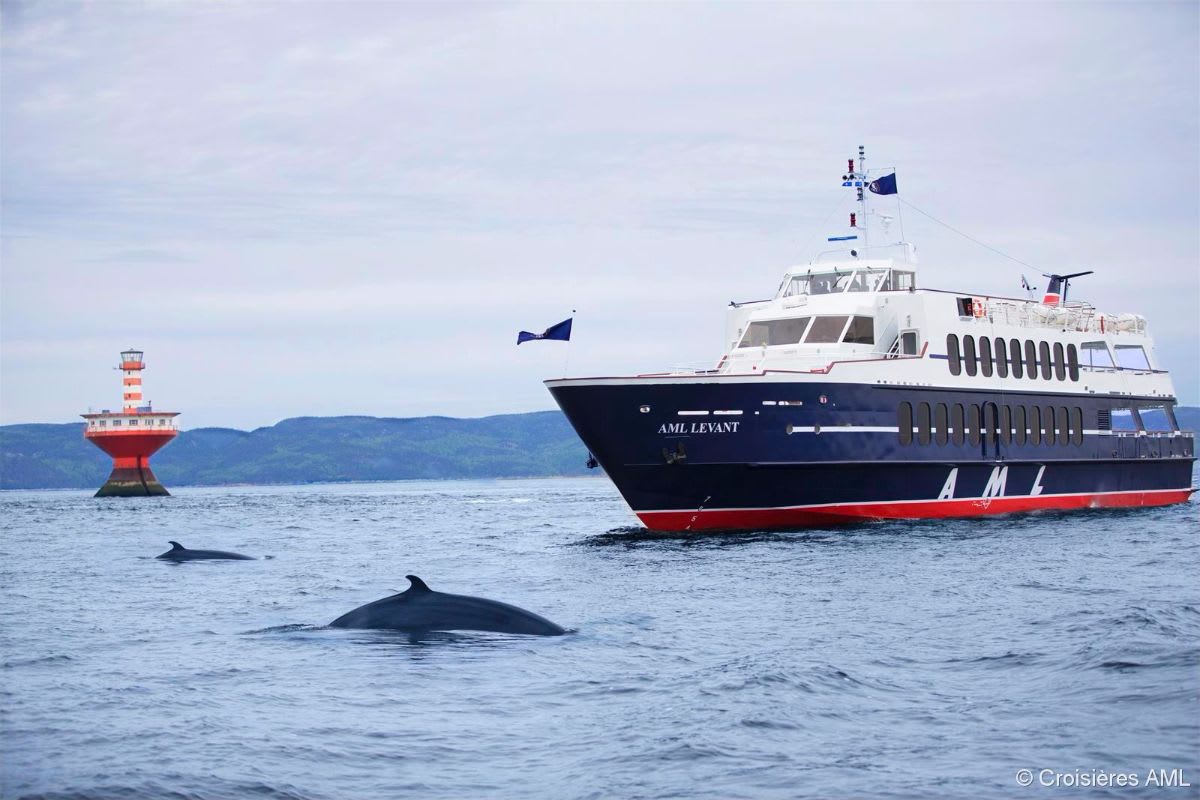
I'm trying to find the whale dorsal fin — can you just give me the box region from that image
[168,541,184,551]
[405,575,432,593]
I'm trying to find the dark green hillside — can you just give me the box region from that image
[1,411,592,490]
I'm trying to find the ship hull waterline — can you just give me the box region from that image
[547,380,1196,533]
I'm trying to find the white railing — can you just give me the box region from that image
[979,300,1146,336]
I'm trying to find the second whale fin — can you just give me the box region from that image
[404,575,432,594]
[168,541,185,550]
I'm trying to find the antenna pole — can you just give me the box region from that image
[858,145,868,254]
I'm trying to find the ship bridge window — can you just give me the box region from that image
[888,271,915,291]
[1081,341,1115,368]
[1111,408,1139,432]
[1139,405,1174,431]
[842,316,874,344]
[805,316,851,343]
[781,273,844,297]
[1114,345,1151,371]
[737,317,811,347]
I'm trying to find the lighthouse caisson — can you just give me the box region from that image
[82,349,180,497]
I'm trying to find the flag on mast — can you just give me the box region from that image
[867,173,898,195]
[517,317,573,345]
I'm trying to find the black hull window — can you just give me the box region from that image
[995,338,1009,378]
[1058,406,1070,445]
[1071,407,1083,445]
[951,404,965,446]
[1043,405,1056,445]
[1010,338,1023,378]
[1039,342,1052,380]
[980,337,994,377]
[1067,344,1080,382]
[916,402,932,445]
[947,334,961,375]
[1000,405,1012,445]
[1014,406,1027,445]
[1029,406,1042,445]
[967,404,981,446]
[1053,343,1066,381]
[1025,340,1038,380]
[935,403,949,446]
[898,402,913,445]
[982,404,997,448]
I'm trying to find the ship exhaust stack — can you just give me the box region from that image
[82,349,180,497]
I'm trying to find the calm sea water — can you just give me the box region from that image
[2,475,1197,799]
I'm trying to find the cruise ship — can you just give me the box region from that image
[546,148,1196,532]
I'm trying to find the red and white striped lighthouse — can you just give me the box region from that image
[82,348,180,497]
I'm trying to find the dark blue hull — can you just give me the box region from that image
[547,379,1195,531]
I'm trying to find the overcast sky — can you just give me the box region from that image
[2,0,1197,430]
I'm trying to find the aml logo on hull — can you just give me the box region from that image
[938,465,1046,500]
[657,421,741,434]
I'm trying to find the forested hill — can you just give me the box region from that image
[0,412,593,490]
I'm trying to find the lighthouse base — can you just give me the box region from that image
[95,466,171,498]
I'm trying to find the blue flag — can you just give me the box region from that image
[517,317,572,345]
[867,173,898,195]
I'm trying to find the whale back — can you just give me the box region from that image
[329,575,565,636]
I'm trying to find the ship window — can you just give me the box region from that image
[1081,341,1114,368]
[934,403,948,446]
[1111,408,1139,432]
[916,402,932,445]
[805,316,851,343]
[951,404,965,446]
[979,337,993,377]
[1053,343,1066,381]
[1114,345,1151,371]
[1039,342,1052,380]
[1071,407,1084,445]
[967,404,981,446]
[1043,405,1055,445]
[1029,406,1041,445]
[1000,405,1012,445]
[1139,405,1173,431]
[98,420,107,427]
[842,316,875,344]
[892,271,915,290]
[782,273,845,297]
[1058,406,1069,445]
[737,317,811,347]
[1067,343,1080,381]
[995,338,1008,378]
[982,403,997,447]
[1010,338,1023,378]
[963,335,978,376]
[957,297,974,317]
[1014,405,1027,445]
[112,419,122,426]
[1024,340,1038,379]
[898,402,913,446]
[947,334,961,375]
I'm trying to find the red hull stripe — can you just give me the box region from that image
[635,489,1196,532]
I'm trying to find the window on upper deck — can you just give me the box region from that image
[1114,345,1150,371]
[842,316,874,344]
[781,274,843,297]
[805,316,850,343]
[737,317,811,347]
[1139,405,1174,431]
[1081,341,1114,368]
